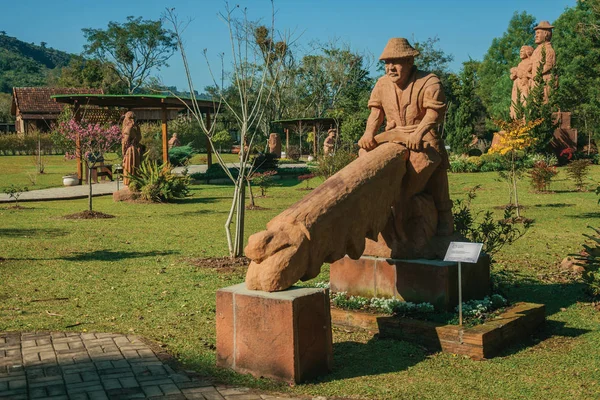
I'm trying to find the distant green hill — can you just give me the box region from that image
[0,34,72,93]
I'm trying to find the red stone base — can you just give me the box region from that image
[330,255,490,311]
[216,283,333,383]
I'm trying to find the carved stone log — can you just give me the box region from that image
[245,143,408,292]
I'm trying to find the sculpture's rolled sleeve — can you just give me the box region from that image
[421,83,446,125]
[367,80,382,109]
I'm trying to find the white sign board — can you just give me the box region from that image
[443,242,483,264]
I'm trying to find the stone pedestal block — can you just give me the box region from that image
[330,255,490,311]
[216,283,333,383]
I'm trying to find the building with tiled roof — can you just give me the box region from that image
[11,87,104,134]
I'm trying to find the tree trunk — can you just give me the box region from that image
[512,152,520,218]
[88,165,94,212]
[234,179,246,257]
[247,178,255,207]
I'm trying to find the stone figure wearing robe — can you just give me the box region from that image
[510,45,534,119]
[121,111,142,186]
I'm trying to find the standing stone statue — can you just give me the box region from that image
[530,21,556,103]
[509,45,534,119]
[121,111,142,186]
[244,38,456,292]
[268,133,281,157]
[168,132,181,149]
[323,129,337,155]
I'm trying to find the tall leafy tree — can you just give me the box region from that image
[445,60,486,154]
[49,56,127,94]
[477,12,536,121]
[82,16,177,94]
[553,1,600,147]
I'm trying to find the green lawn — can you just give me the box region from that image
[1,158,600,399]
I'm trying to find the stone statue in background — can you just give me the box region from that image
[121,111,142,186]
[509,45,534,119]
[168,133,181,149]
[244,38,456,292]
[323,129,337,155]
[268,133,281,157]
[530,21,556,103]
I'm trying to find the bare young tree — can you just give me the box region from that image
[166,3,287,257]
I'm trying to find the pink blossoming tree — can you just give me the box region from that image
[57,118,121,212]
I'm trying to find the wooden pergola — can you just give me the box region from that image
[52,94,218,183]
[272,117,337,156]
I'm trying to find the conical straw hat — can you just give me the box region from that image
[379,38,420,60]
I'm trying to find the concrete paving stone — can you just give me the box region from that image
[61,362,96,374]
[179,391,206,400]
[95,360,114,370]
[88,390,109,400]
[0,381,7,391]
[81,333,97,340]
[160,383,182,395]
[29,378,64,389]
[202,389,226,400]
[69,341,86,349]
[175,380,213,390]
[101,378,122,390]
[36,338,52,346]
[47,383,67,396]
[5,349,19,358]
[0,388,28,397]
[142,385,164,397]
[149,395,187,400]
[218,388,251,396]
[139,377,175,386]
[51,332,67,338]
[223,394,264,400]
[147,365,168,376]
[99,367,134,378]
[169,373,191,383]
[56,348,86,355]
[67,383,104,394]
[64,372,83,384]
[8,379,27,390]
[176,386,217,394]
[129,355,159,364]
[81,370,101,382]
[95,333,121,339]
[106,387,145,398]
[40,350,57,361]
[3,394,28,400]
[70,393,91,400]
[29,387,48,398]
[111,359,130,369]
[0,371,25,381]
[45,396,69,400]
[119,376,140,388]
[90,352,123,362]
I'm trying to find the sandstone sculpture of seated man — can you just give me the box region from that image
[244,38,456,292]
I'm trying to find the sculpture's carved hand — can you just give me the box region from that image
[406,133,423,151]
[358,134,378,151]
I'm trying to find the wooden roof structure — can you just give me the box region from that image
[51,94,220,183]
[12,87,104,119]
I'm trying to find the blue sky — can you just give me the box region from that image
[4,0,576,92]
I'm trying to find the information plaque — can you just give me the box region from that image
[443,242,483,264]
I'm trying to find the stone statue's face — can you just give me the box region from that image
[520,47,527,59]
[385,58,414,86]
[535,29,551,44]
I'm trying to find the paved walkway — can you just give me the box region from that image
[0,332,317,400]
[0,163,308,203]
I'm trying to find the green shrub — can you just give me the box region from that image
[315,145,357,180]
[566,159,591,191]
[168,144,197,166]
[572,227,600,298]
[0,133,58,155]
[250,170,277,197]
[3,184,28,206]
[286,145,301,161]
[453,185,531,258]
[529,160,559,192]
[252,152,279,171]
[128,160,190,202]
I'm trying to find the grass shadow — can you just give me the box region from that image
[177,210,228,217]
[0,228,68,238]
[532,203,575,208]
[170,197,221,205]
[312,336,425,382]
[567,212,600,219]
[62,249,178,262]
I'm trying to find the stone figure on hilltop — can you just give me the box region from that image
[244,38,456,292]
[530,21,556,103]
[121,111,142,186]
[510,45,534,119]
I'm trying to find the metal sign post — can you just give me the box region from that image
[444,242,483,328]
